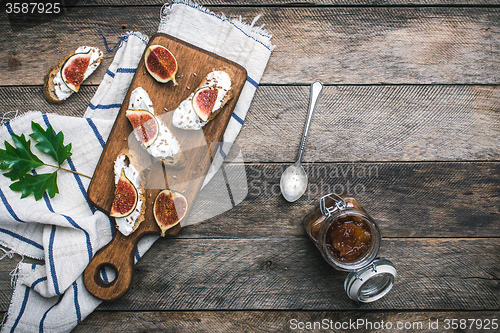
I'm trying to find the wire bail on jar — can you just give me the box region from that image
[319,193,347,217]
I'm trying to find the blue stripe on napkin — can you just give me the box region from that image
[0,228,43,250]
[88,103,122,110]
[31,276,47,289]
[100,266,109,283]
[219,145,226,159]
[43,191,94,263]
[35,168,93,263]
[116,68,136,74]
[47,225,60,295]
[10,286,30,333]
[86,118,106,148]
[246,76,258,88]
[4,121,13,134]
[231,112,244,125]
[39,295,63,333]
[106,67,136,78]
[0,188,23,222]
[135,247,141,262]
[72,282,82,324]
[84,117,116,233]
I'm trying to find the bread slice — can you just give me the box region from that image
[127,87,186,169]
[43,46,103,104]
[111,149,146,236]
[202,66,235,122]
[160,149,186,169]
[172,67,235,130]
[43,55,69,104]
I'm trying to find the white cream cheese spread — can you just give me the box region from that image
[172,93,205,130]
[128,87,181,160]
[113,154,143,236]
[53,46,103,100]
[173,70,232,130]
[205,70,232,111]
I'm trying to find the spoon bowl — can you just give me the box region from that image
[280,80,323,202]
[280,161,308,202]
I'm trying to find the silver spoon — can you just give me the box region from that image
[280,80,324,202]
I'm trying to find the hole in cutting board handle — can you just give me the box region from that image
[83,230,139,301]
[94,263,118,287]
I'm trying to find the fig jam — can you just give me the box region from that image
[303,194,381,271]
[302,193,397,302]
[324,216,372,262]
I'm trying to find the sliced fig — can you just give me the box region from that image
[61,50,92,92]
[126,109,159,147]
[153,190,188,236]
[192,86,219,122]
[145,44,178,85]
[110,169,138,218]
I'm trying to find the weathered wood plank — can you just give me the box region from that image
[236,85,500,162]
[1,7,499,85]
[0,161,495,239]
[0,238,497,312]
[1,85,498,161]
[0,255,19,313]
[75,0,500,5]
[74,310,500,332]
[184,162,500,238]
[264,6,500,85]
[89,238,498,310]
[0,86,96,119]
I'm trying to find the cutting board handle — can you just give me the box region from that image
[83,230,141,301]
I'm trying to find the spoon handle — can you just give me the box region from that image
[297,80,324,162]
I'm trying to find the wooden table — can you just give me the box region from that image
[1,0,499,331]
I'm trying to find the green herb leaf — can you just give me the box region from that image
[0,121,83,201]
[10,172,59,201]
[0,133,44,181]
[30,121,72,165]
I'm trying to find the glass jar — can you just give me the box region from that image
[303,193,396,302]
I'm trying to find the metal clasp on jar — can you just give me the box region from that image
[319,193,347,217]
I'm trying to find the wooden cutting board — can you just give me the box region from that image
[83,33,247,301]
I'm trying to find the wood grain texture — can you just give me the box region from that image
[182,162,500,238]
[0,238,498,312]
[1,85,498,162]
[0,0,499,329]
[1,7,499,85]
[74,310,500,332]
[0,86,94,118]
[263,6,500,85]
[236,85,500,162]
[86,238,498,310]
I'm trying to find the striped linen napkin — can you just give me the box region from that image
[0,1,274,332]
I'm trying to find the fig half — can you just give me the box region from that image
[61,50,92,92]
[110,169,138,218]
[153,190,188,236]
[192,86,219,122]
[126,109,159,147]
[145,44,178,85]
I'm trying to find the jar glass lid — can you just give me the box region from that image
[344,258,396,303]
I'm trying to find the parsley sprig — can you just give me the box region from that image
[0,121,91,200]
